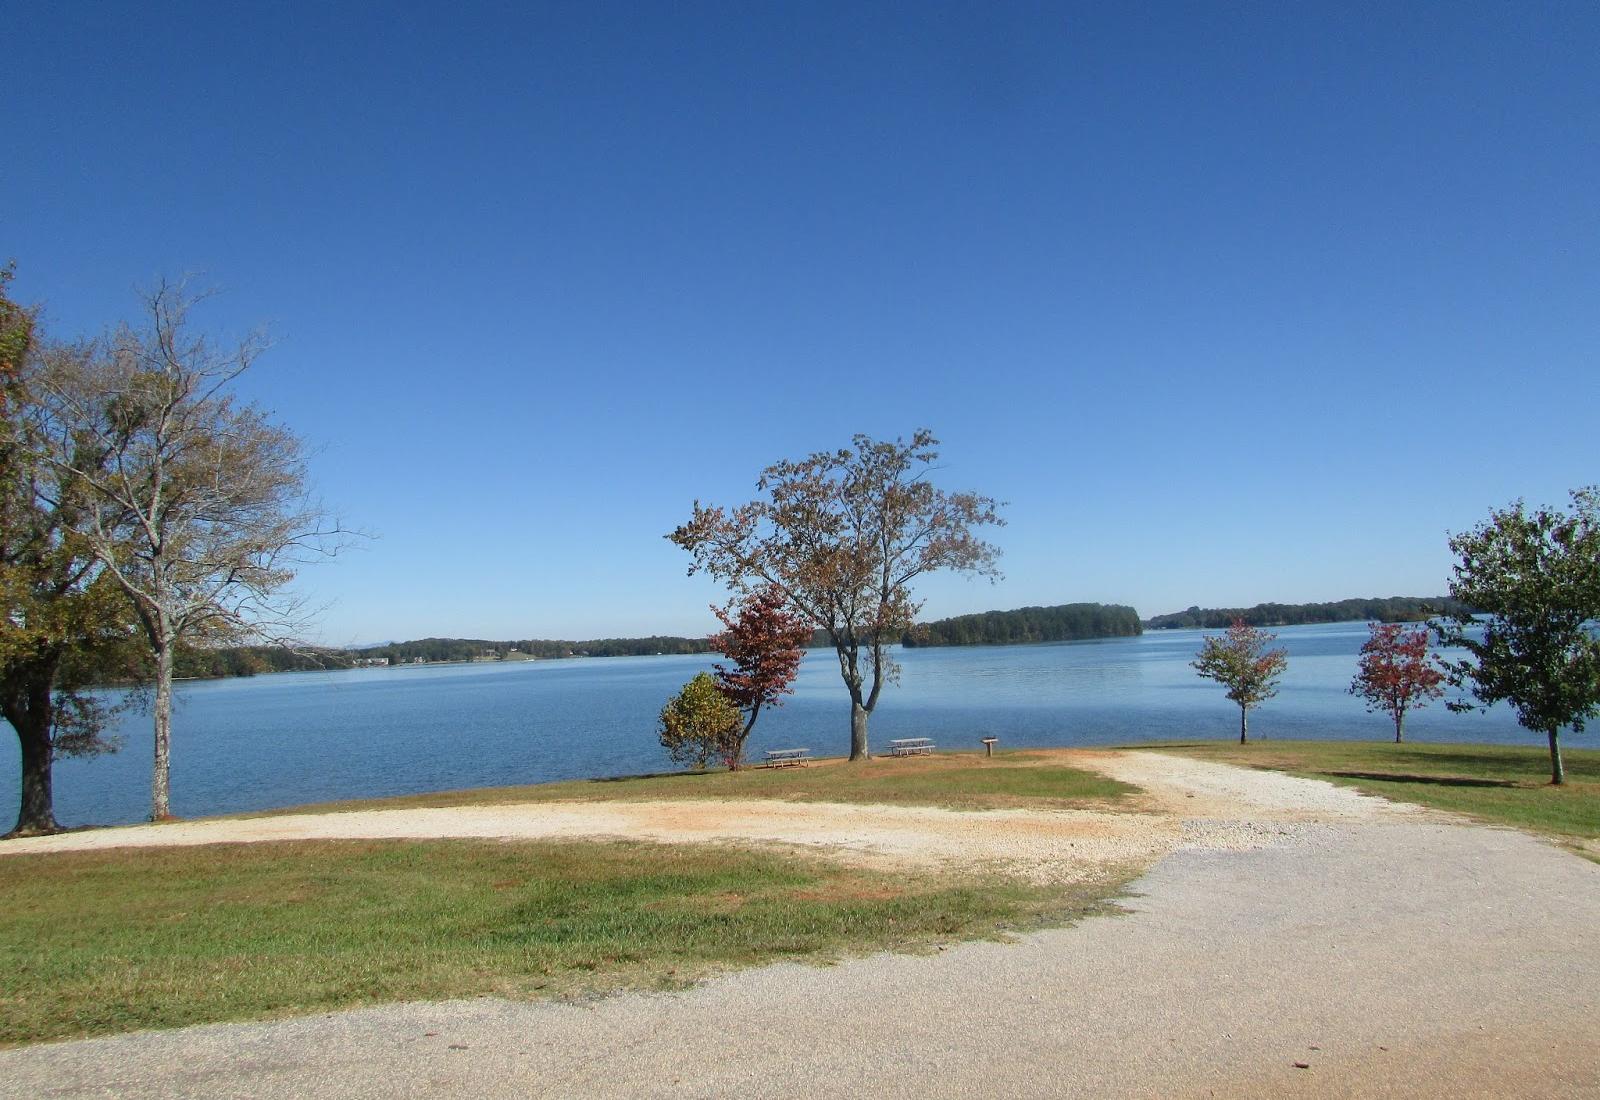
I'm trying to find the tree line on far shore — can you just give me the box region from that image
[363,635,717,664]
[1147,596,1477,630]
[171,595,1489,679]
[159,633,779,676]
[161,606,1146,680]
[155,595,1488,681]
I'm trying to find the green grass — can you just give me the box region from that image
[244,750,1137,817]
[1150,739,1600,840]
[0,837,1128,1046]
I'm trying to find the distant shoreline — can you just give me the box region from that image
[1144,596,1470,631]
[160,596,1475,684]
[164,616,1455,686]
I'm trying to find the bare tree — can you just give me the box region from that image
[37,280,347,820]
[669,430,1002,760]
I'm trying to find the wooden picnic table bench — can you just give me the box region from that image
[764,747,811,768]
[888,737,935,757]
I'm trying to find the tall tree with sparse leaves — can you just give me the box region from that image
[1350,622,1445,743]
[1192,618,1288,744]
[709,585,812,768]
[35,279,347,820]
[670,430,1002,760]
[1436,489,1600,785]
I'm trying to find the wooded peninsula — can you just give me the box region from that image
[901,603,1143,647]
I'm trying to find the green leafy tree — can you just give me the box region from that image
[669,430,1002,760]
[1192,618,1288,744]
[1436,489,1600,785]
[658,671,743,770]
[0,266,139,835]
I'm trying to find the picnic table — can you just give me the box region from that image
[764,747,811,768]
[888,737,935,757]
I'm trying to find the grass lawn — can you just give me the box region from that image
[1151,739,1600,840]
[249,750,1137,817]
[0,836,1129,1046]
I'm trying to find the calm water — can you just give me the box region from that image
[2,622,1532,828]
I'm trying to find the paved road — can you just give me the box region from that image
[4,808,1597,1098]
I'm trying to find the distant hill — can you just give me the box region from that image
[902,603,1143,648]
[1144,596,1474,630]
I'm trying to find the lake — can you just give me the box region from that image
[2,622,1534,828]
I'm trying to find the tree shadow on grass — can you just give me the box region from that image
[586,770,719,784]
[1388,749,1534,767]
[1329,770,1521,789]
[1386,750,1600,780]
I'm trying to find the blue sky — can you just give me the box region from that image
[6,2,1596,642]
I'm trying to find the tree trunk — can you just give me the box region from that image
[850,701,870,761]
[151,638,175,820]
[1548,727,1565,786]
[1239,705,1249,745]
[1394,712,1404,744]
[4,663,62,836]
[729,703,762,771]
[14,720,57,836]
[11,718,59,838]
[832,640,871,761]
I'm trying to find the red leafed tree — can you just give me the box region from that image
[1350,622,1445,743]
[709,585,813,769]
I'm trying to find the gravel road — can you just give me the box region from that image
[0,751,1419,881]
[3,753,1596,1098]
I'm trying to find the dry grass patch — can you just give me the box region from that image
[0,836,1133,1047]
